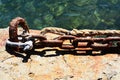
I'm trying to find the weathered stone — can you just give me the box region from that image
[0,29,120,80]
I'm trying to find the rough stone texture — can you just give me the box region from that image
[0,28,120,80]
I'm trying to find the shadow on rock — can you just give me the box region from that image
[5,45,120,62]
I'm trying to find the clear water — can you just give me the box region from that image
[0,0,120,30]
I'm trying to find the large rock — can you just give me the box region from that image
[0,29,120,80]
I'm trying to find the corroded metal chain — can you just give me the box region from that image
[32,35,120,49]
[9,17,29,42]
[6,17,120,52]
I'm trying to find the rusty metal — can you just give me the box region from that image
[42,40,63,47]
[9,17,29,42]
[6,17,120,53]
[8,17,30,51]
[58,35,76,40]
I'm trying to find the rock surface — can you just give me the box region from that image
[0,28,120,80]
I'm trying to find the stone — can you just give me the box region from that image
[0,29,120,80]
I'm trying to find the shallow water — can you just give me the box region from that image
[0,0,120,30]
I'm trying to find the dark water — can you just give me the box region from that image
[0,0,120,30]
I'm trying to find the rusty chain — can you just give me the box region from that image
[6,17,120,52]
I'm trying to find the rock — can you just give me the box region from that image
[0,29,120,80]
[0,71,13,80]
[111,73,120,80]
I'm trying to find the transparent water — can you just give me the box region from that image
[0,0,120,30]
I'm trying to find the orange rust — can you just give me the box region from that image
[9,17,29,42]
